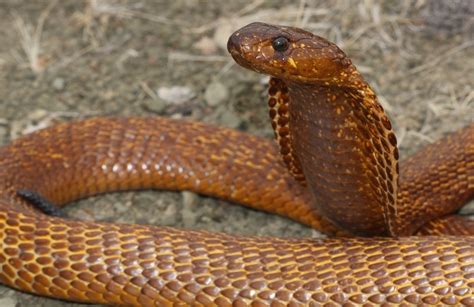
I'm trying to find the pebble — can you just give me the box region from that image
[157,86,195,104]
[205,81,229,106]
[145,86,196,114]
[52,77,65,90]
[218,107,241,129]
[460,200,474,215]
[143,97,167,114]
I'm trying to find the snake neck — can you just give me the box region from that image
[271,74,399,236]
[268,77,306,184]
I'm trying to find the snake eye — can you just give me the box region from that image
[272,36,289,52]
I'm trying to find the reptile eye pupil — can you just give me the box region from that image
[272,37,289,52]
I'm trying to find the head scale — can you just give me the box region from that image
[227,22,355,85]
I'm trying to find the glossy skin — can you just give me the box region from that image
[228,22,473,236]
[0,22,473,306]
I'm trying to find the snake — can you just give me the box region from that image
[0,22,473,306]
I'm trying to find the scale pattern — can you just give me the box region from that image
[0,22,473,305]
[0,117,472,306]
[268,77,305,183]
[0,207,473,306]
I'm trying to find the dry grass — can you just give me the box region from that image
[88,0,178,24]
[12,0,58,73]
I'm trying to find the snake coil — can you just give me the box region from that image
[0,22,472,306]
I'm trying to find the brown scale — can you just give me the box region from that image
[0,22,472,306]
[268,77,306,183]
[285,81,399,235]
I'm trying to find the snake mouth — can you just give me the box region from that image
[227,25,258,70]
[227,22,283,73]
[227,38,246,68]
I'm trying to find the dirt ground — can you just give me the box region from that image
[0,0,472,306]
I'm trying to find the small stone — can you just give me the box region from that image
[460,200,474,215]
[157,86,195,104]
[205,81,229,106]
[52,78,65,90]
[143,97,167,114]
[219,108,242,129]
[260,76,270,85]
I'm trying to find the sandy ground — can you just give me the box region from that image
[0,0,472,306]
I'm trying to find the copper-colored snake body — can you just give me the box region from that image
[0,23,473,306]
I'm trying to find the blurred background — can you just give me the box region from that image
[0,1,473,305]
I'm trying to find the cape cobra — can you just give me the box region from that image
[0,22,473,306]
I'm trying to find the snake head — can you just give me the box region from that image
[228,22,356,85]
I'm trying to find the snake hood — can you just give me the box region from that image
[227,22,358,85]
[229,22,401,236]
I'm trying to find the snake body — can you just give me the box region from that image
[0,22,473,306]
